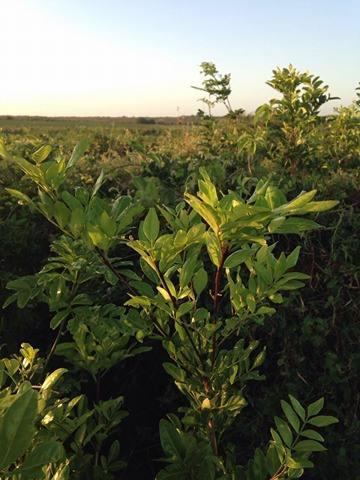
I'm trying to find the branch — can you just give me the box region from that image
[211,246,229,366]
[95,247,136,295]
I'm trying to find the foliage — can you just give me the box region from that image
[125,169,338,478]
[254,65,340,174]
[0,60,358,479]
[0,344,69,479]
[0,141,150,479]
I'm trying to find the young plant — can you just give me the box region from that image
[191,62,251,187]
[1,139,150,479]
[126,168,339,478]
[256,64,339,174]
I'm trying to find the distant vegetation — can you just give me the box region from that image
[0,114,201,129]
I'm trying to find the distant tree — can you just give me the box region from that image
[137,117,156,125]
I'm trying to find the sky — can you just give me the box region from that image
[1,0,359,116]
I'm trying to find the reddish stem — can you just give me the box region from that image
[204,245,229,457]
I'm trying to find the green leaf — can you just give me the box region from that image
[224,248,255,268]
[266,442,281,475]
[50,310,69,330]
[159,419,184,458]
[44,162,62,188]
[274,217,320,234]
[277,190,317,212]
[99,210,116,237]
[61,191,83,211]
[69,207,85,238]
[198,168,218,206]
[176,301,193,318]
[253,348,266,368]
[204,231,221,267]
[41,368,68,391]
[3,358,20,377]
[281,400,300,433]
[91,170,105,198]
[193,268,208,295]
[157,287,172,302]
[274,416,293,447]
[308,415,339,427]
[268,292,283,304]
[54,201,71,229]
[294,440,327,452]
[5,188,32,205]
[224,394,247,412]
[268,216,286,233]
[38,191,54,219]
[143,208,160,244]
[255,263,273,285]
[295,200,339,213]
[125,296,152,309]
[179,255,197,289]
[74,186,89,206]
[15,441,64,476]
[286,247,301,269]
[68,138,90,169]
[163,363,185,382]
[307,397,324,417]
[31,144,52,163]
[185,193,219,233]
[108,440,120,463]
[300,429,325,442]
[87,225,109,250]
[174,322,187,342]
[289,395,306,421]
[12,156,40,179]
[0,138,12,161]
[265,186,287,209]
[0,388,38,469]
[270,428,283,448]
[256,306,276,315]
[130,279,153,296]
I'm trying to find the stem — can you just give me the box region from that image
[152,317,168,337]
[43,319,66,372]
[43,274,80,373]
[158,263,205,369]
[269,420,308,479]
[213,247,229,311]
[208,418,218,455]
[211,246,228,366]
[177,319,204,369]
[156,264,205,357]
[95,247,136,295]
[224,98,233,114]
[204,246,228,457]
[154,264,205,371]
[203,377,219,456]
[270,465,287,480]
[247,153,253,175]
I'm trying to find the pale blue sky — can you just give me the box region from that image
[1,0,359,116]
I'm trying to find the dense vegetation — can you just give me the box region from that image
[0,63,359,480]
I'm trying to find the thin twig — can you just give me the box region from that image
[95,246,136,295]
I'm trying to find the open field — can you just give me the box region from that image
[0,115,199,132]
